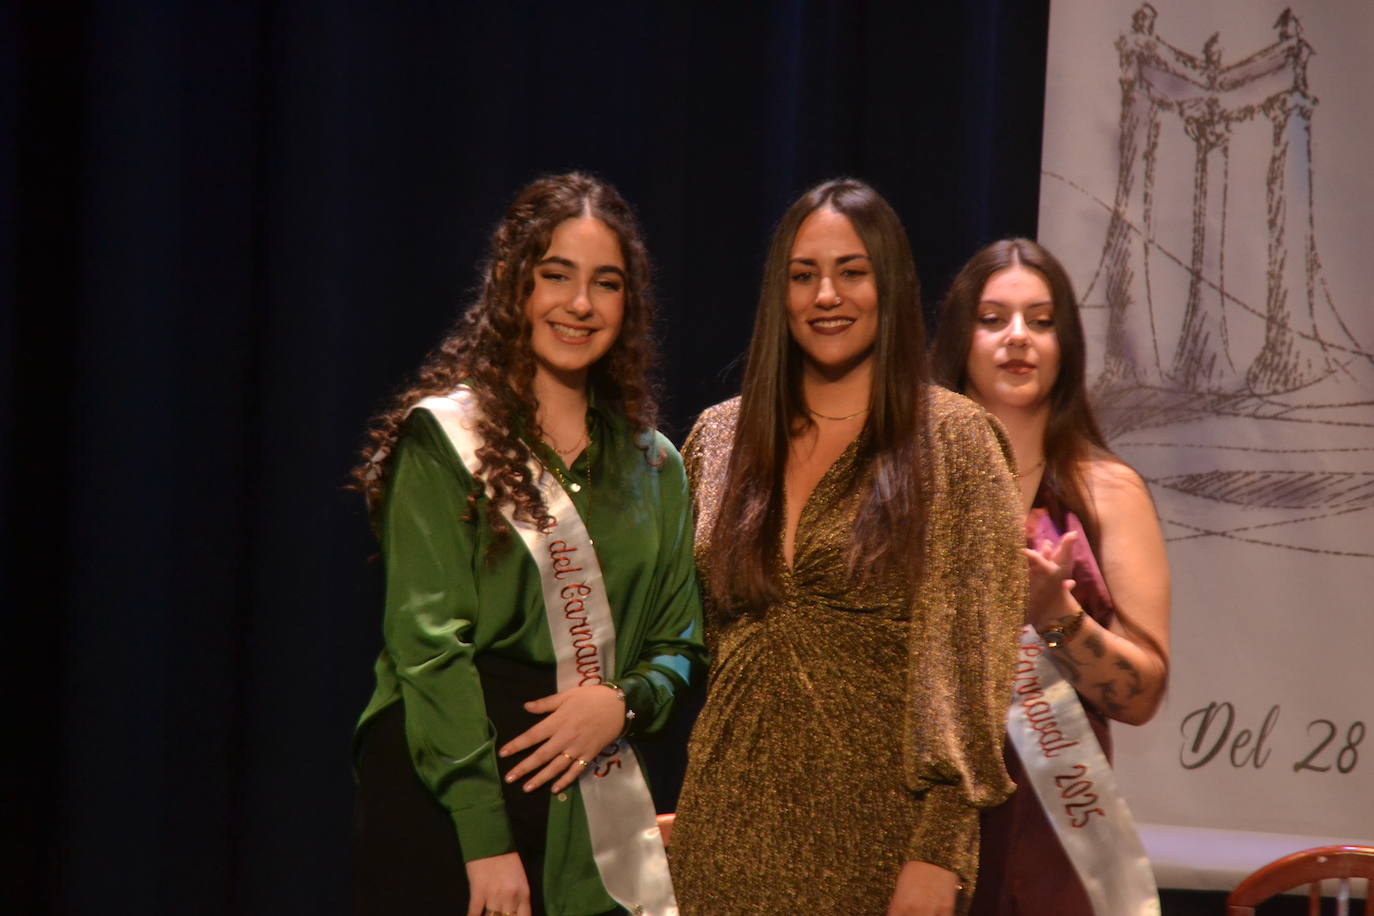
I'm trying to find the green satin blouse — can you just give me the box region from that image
[356,402,706,914]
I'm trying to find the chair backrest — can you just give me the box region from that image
[1227,845,1374,916]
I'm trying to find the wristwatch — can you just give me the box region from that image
[1038,609,1086,649]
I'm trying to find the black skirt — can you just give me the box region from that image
[352,653,558,915]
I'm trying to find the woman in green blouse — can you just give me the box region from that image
[351,173,706,916]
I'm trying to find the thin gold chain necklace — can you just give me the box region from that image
[1013,456,1046,480]
[546,427,589,459]
[541,430,591,496]
[808,406,869,422]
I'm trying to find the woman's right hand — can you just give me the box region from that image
[464,852,531,916]
[1021,461,1172,726]
[1023,527,1079,630]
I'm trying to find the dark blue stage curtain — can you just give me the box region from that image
[9,1,1048,912]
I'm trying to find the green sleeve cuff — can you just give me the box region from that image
[450,799,516,863]
[905,783,978,881]
[618,673,655,734]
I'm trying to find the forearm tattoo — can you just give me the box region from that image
[1053,630,1145,719]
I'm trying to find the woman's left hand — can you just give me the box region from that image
[497,684,627,793]
[886,861,960,916]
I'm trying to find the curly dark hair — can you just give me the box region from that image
[351,172,660,544]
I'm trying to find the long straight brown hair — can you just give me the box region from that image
[706,179,930,613]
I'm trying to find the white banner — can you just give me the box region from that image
[1039,0,1374,893]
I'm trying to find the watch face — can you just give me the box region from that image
[1042,628,1065,648]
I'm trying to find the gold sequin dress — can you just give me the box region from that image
[670,388,1027,915]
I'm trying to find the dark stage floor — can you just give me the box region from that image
[1162,887,1320,914]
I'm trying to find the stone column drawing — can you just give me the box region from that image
[1172,87,1235,392]
[1097,3,1167,389]
[1248,82,1330,393]
[1090,6,1365,409]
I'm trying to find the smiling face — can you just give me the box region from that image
[785,207,880,381]
[965,264,1061,413]
[524,215,626,391]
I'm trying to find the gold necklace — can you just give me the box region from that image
[542,436,591,495]
[546,427,589,459]
[1013,457,1046,480]
[808,406,869,422]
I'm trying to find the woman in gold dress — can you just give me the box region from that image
[669,179,1027,915]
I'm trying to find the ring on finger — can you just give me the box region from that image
[576,758,589,768]
[561,752,575,761]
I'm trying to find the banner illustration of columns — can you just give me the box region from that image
[1088,4,1365,408]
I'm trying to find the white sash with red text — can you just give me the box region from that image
[1007,626,1160,915]
[418,387,676,916]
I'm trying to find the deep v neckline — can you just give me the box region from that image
[781,433,864,572]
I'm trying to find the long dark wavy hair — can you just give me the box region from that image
[350,172,660,543]
[706,178,930,612]
[932,238,1169,664]
[930,238,1109,544]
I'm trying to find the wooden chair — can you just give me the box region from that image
[1227,845,1374,916]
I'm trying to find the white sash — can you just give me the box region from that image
[417,387,676,916]
[1006,625,1160,915]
